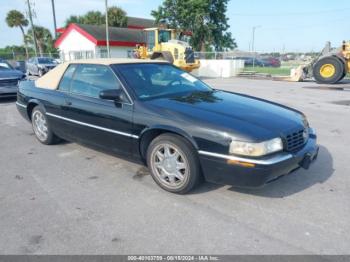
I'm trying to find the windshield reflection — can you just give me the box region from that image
[171,91,222,104]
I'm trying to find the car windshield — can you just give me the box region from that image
[114,63,212,100]
[0,61,13,70]
[38,57,55,64]
[158,30,171,43]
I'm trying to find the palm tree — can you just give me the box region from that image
[6,10,29,58]
[83,11,104,25]
[107,7,127,27]
[26,26,53,56]
[64,7,127,27]
[65,15,84,27]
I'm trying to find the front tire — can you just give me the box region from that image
[31,106,59,145]
[313,56,344,84]
[147,133,202,194]
[340,71,346,82]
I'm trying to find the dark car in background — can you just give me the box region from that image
[0,59,25,98]
[14,60,27,73]
[261,57,281,67]
[26,57,57,77]
[233,56,265,67]
[16,59,319,194]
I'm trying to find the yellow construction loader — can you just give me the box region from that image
[311,40,350,84]
[287,41,350,84]
[134,27,200,72]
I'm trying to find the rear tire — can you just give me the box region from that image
[31,106,60,145]
[146,133,202,194]
[313,56,344,84]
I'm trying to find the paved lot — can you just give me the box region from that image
[1,78,350,254]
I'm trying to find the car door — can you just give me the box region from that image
[45,64,78,141]
[26,58,32,74]
[34,58,39,75]
[29,58,35,75]
[64,64,135,156]
[29,58,37,75]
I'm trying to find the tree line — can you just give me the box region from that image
[4,0,236,59]
[152,0,236,51]
[5,10,55,58]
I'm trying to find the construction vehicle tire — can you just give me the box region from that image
[151,51,174,64]
[313,56,344,84]
[340,71,346,81]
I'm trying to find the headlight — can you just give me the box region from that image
[301,114,309,128]
[229,138,283,157]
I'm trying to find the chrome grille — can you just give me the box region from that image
[285,129,307,152]
[0,79,19,87]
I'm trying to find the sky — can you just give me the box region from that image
[0,0,349,52]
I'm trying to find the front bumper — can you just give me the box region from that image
[199,129,319,188]
[16,101,30,121]
[0,86,18,98]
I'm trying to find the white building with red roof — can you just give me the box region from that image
[55,17,155,61]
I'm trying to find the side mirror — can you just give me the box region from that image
[99,89,124,103]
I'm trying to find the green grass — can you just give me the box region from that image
[243,66,292,76]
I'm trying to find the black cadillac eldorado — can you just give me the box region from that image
[16,59,319,194]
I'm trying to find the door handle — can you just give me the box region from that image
[65,101,72,106]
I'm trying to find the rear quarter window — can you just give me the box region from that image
[58,64,78,92]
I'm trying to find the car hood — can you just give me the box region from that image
[144,90,305,141]
[0,70,24,79]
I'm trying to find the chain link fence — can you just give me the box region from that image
[0,52,60,61]
[1,50,308,77]
[194,51,259,60]
[1,50,259,62]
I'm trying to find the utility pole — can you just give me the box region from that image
[26,0,38,57]
[251,25,261,68]
[105,0,110,58]
[51,0,57,38]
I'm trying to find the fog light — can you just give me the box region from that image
[227,159,255,168]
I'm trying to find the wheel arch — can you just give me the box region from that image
[138,125,199,161]
[26,99,44,120]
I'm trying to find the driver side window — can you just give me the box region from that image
[70,64,122,98]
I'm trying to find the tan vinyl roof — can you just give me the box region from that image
[35,58,168,90]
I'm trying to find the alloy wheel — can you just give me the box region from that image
[150,143,189,189]
[32,110,48,141]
